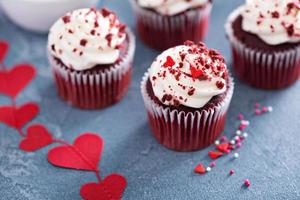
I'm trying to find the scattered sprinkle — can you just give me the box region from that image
[233,153,239,159]
[208,151,223,160]
[236,130,242,136]
[214,140,220,145]
[230,169,235,175]
[206,167,212,172]
[210,162,216,168]
[194,163,206,174]
[244,179,251,187]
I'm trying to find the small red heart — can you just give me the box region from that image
[208,151,223,160]
[80,174,127,200]
[216,143,229,153]
[48,133,103,171]
[194,163,206,174]
[190,66,203,79]
[0,103,39,129]
[0,64,36,98]
[0,40,9,63]
[19,124,53,152]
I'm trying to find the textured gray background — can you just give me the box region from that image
[1,0,300,199]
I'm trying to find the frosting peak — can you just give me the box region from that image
[48,8,126,71]
[137,0,209,16]
[149,41,228,108]
[241,0,300,45]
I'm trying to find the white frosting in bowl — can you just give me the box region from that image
[137,0,209,16]
[149,41,228,109]
[48,8,127,71]
[241,0,300,45]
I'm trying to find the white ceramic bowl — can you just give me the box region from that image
[0,0,99,33]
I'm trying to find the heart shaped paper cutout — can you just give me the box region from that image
[0,41,9,63]
[19,124,53,152]
[80,174,127,200]
[48,133,103,171]
[0,103,39,129]
[0,64,36,98]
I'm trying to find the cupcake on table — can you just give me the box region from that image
[141,41,234,151]
[226,0,300,89]
[130,0,212,50]
[48,8,135,109]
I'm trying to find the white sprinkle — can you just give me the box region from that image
[234,136,240,141]
[268,106,273,112]
[241,120,250,126]
[230,140,235,145]
[234,153,239,158]
[215,140,220,145]
[243,132,248,138]
[206,167,211,172]
[236,130,242,135]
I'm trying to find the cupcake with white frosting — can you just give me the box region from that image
[141,41,234,151]
[226,0,300,89]
[48,8,135,109]
[130,0,212,50]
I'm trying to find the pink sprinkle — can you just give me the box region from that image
[230,169,235,175]
[239,124,247,130]
[236,143,241,148]
[220,136,227,142]
[255,109,261,115]
[238,114,244,120]
[224,149,231,154]
[236,137,241,143]
[255,103,260,109]
[244,179,251,187]
[210,162,216,168]
[262,107,268,113]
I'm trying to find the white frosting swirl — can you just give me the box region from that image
[149,42,228,108]
[48,8,126,71]
[137,0,209,16]
[241,0,300,45]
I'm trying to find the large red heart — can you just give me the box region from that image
[19,124,53,152]
[0,64,36,98]
[0,103,39,129]
[0,40,9,63]
[80,174,127,200]
[48,133,103,171]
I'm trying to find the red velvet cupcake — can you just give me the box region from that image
[225,1,300,89]
[48,8,135,109]
[130,0,212,50]
[141,41,234,151]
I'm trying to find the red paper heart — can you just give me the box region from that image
[0,64,36,98]
[208,151,223,160]
[0,41,9,64]
[19,124,53,152]
[80,174,127,200]
[194,163,206,174]
[48,133,103,171]
[216,143,229,153]
[0,103,39,129]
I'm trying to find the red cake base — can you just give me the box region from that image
[130,0,212,50]
[141,73,234,152]
[53,67,132,109]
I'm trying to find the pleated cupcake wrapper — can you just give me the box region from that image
[225,8,300,89]
[141,72,234,152]
[129,0,212,50]
[49,28,136,109]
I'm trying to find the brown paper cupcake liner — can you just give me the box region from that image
[225,8,300,89]
[49,28,136,109]
[130,0,212,50]
[141,72,234,152]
